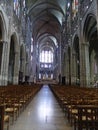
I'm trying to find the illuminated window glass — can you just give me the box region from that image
[40,50,53,63]
[23,0,25,8]
[31,56,33,61]
[13,0,20,17]
[72,0,79,19]
[44,64,48,68]
[31,44,33,52]
[39,73,41,79]
[49,64,51,68]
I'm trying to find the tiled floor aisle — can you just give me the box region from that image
[10,85,73,130]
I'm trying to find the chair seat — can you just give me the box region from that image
[4,115,9,122]
[75,115,92,121]
[5,108,18,112]
[20,100,26,103]
[14,103,22,107]
[71,109,78,114]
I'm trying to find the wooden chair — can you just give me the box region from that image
[74,105,98,130]
[4,98,18,124]
[0,105,10,130]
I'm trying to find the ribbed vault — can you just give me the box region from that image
[27,0,66,49]
[27,0,66,80]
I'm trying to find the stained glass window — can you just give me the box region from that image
[40,50,53,63]
[72,0,79,19]
[13,0,20,17]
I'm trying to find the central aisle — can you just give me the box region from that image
[10,85,72,130]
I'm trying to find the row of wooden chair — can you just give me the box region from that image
[50,85,98,130]
[0,84,42,130]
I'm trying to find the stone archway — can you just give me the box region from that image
[25,52,29,84]
[0,12,8,85]
[19,45,26,84]
[72,35,80,85]
[19,45,24,84]
[8,36,15,84]
[8,34,19,85]
[83,14,97,86]
[89,38,98,85]
[68,47,71,85]
[0,18,3,74]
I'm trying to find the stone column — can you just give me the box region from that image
[61,58,64,77]
[71,52,77,85]
[94,54,98,82]
[13,51,20,84]
[90,50,95,85]
[58,44,61,81]
[65,55,70,85]
[63,52,66,84]
[25,62,29,80]
[22,50,26,83]
[61,56,65,85]
[32,43,37,82]
[0,41,8,85]
[96,0,98,31]
[80,42,90,87]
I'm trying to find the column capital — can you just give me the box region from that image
[82,42,89,46]
[0,40,8,44]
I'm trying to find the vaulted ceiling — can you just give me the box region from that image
[27,0,66,50]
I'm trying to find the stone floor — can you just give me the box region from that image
[9,85,73,130]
